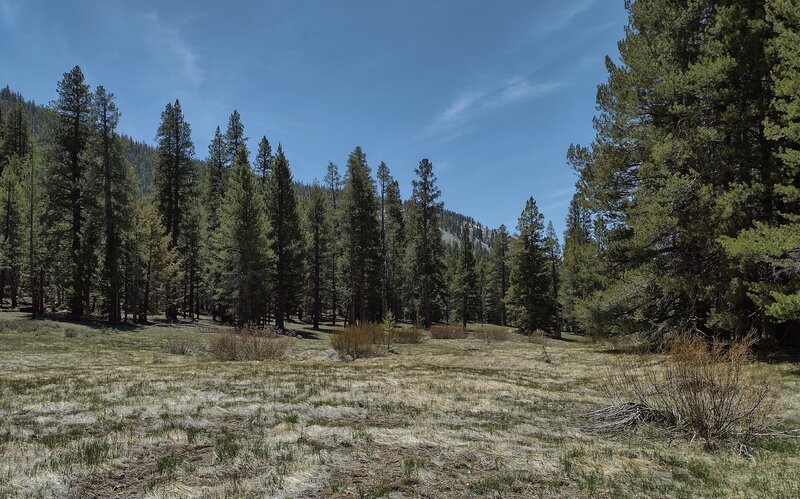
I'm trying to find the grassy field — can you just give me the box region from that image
[0,313,798,498]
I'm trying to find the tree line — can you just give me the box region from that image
[0,66,561,334]
[558,0,799,345]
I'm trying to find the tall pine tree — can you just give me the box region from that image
[266,145,304,329]
[506,197,556,335]
[46,66,94,318]
[217,145,272,324]
[304,184,331,330]
[154,99,195,249]
[340,147,380,324]
[454,224,479,328]
[407,159,445,327]
[94,85,133,323]
[324,161,342,324]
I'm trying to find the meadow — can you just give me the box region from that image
[0,313,798,498]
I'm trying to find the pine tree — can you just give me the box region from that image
[0,104,4,165]
[721,0,800,328]
[1,103,30,169]
[136,202,180,323]
[180,196,203,320]
[484,224,510,325]
[506,197,555,335]
[94,85,133,323]
[408,158,444,327]
[46,65,94,318]
[225,110,246,167]
[217,145,272,324]
[21,150,46,318]
[324,161,342,324]
[266,145,304,329]
[340,147,380,324]
[254,136,272,187]
[203,126,227,312]
[377,161,390,318]
[455,224,479,328]
[559,194,599,333]
[571,1,779,340]
[544,221,562,333]
[304,183,331,330]
[385,179,406,319]
[206,126,226,230]
[0,158,24,307]
[154,99,195,249]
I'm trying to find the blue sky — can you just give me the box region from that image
[0,0,627,235]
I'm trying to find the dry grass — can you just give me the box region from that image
[473,324,510,342]
[393,326,424,344]
[330,323,384,359]
[430,324,468,339]
[601,333,778,445]
[0,313,797,498]
[528,329,549,344]
[163,337,195,355]
[208,326,291,361]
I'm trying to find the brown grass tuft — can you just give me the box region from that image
[527,330,548,344]
[330,323,384,359]
[208,325,290,361]
[430,324,468,340]
[473,325,510,342]
[394,326,424,344]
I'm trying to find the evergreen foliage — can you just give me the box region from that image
[507,197,556,335]
[265,145,304,329]
[407,159,444,327]
[216,146,272,324]
[340,147,381,324]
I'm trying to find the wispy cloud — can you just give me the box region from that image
[143,11,202,86]
[543,185,576,200]
[532,0,599,38]
[422,76,563,141]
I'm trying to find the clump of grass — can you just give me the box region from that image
[156,454,182,476]
[208,326,290,361]
[330,323,384,359]
[430,324,468,339]
[394,326,423,344]
[215,430,240,462]
[64,329,78,338]
[598,333,777,445]
[163,338,194,355]
[474,325,509,342]
[403,457,425,477]
[78,439,110,466]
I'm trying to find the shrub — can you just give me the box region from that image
[330,323,384,359]
[395,326,424,344]
[600,333,777,444]
[474,325,510,342]
[430,324,468,339]
[163,338,194,355]
[527,330,548,344]
[208,326,290,361]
